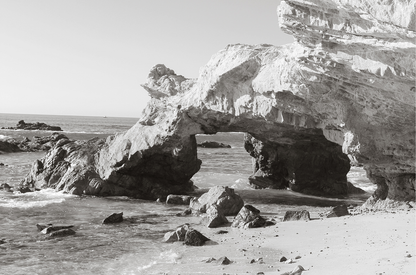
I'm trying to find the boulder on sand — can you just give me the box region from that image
[163,223,209,246]
[231,204,266,228]
[203,204,229,228]
[326,205,350,218]
[283,210,311,221]
[184,229,210,246]
[190,186,244,216]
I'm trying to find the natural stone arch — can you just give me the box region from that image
[21,0,415,205]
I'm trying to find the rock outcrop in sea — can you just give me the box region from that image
[21,0,415,205]
[2,120,62,131]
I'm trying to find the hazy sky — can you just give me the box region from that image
[1,0,293,118]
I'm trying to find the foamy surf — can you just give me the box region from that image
[0,188,74,209]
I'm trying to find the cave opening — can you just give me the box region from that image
[191,131,374,198]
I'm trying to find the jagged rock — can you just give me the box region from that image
[326,205,350,218]
[197,141,231,148]
[203,204,229,228]
[20,0,415,205]
[283,210,311,221]
[190,186,244,215]
[0,133,69,154]
[162,223,191,243]
[231,205,266,228]
[19,133,69,152]
[102,212,123,224]
[183,229,210,246]
[2,120,62,131]
[166,194,194,205]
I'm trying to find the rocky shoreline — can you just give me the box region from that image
[0,132,69,154]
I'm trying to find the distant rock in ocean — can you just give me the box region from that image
[20,0,415,206]
[2,120,62,131]
[197,141,231,148]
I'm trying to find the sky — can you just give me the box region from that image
[0,0,294,118]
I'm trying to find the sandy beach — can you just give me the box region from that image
[160,208,415,275]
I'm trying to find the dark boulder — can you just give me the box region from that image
[0,183,12,192]
[184,229,210,246]
[0,138,21,154]
[283,210,311,221]
[102,212,123,224]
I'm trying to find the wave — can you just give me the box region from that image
[0,189,74,209]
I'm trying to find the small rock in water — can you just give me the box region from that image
[41,225,74,234]
[279,256,287,262]
[102,212,123,224]
[216,230,228,234]
[36,223,53,231]
[166,194,194,205]
[48,228,76,238]
[0,163,4,166]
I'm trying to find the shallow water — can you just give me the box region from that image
[0,114,375,274]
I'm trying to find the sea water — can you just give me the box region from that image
[0,113,375,275]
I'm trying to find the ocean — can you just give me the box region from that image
[0,113,375,275]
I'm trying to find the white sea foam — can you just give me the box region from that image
[0,134,13,141]
[0,189,73,209]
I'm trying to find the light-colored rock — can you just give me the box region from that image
[190,186,244,215]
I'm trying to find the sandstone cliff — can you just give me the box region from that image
[21,0,415,203]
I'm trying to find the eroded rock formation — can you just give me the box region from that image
[21,0,415,203]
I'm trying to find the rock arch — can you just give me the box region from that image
[22,0,415,204]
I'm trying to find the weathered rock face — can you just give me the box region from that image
[21,0,415,203]
[244,133,352,195]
